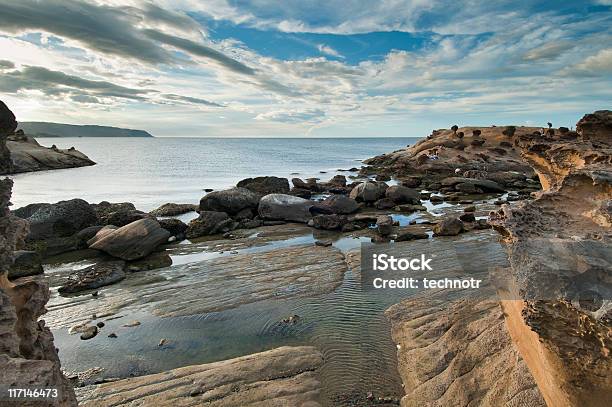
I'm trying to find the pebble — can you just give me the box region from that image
[123,320,141,328]
[108,333,117,338]
[80,326,98,340]
[96,322,105,328]
[158,338,168,347]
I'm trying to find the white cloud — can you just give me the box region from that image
[317,44,344,58]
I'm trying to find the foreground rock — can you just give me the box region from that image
[16,199,97,241]
[76,346,323,406]
[258,194,314,223]
[0,178,77,405]
[490,110,612,406]
[0,100,17,174]
[88,219,170,261]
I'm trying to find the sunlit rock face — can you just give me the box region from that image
[490,110,612,407]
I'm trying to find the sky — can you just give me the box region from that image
[0,0,611,138]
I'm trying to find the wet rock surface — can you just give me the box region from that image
[76,346,323,406]
[88,219,170,261]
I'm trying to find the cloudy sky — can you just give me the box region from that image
[0,0,610,137]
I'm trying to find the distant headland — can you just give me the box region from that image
[18,122,154,138]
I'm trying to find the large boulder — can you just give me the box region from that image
[58,261,126,294]
[433,217,465,236]
[314,195,359,214]
[236,176,290,195]
[385,185,420,204]
[149,203,197,217]
[18,199,97,241]
[186,211,233,238]
[88,218,170,260]
[199,187,260,215]
[349,181,386,203]
[258,194,314,223]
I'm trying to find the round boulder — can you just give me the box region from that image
[22,199,97,241]
[385,185,420,205]
[236,176,290,195]
[199,187,260,215]
[433,217,465,236]
[314,195,359,215]
[258,194,314,223]
[88,218,170,260]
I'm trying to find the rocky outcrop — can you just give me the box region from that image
[88,219,170,261]
[7,137,95,174]
[76,346,323,406]
[0,100,17,174]
[0,178,77,406]
[489,110,612,406]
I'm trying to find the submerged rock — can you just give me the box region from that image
[88,219,170,261]
[58,261,126,294]
[258,194,314,223]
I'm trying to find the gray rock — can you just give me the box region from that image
[433,218,465,236]
[149,203,197,217]
[258,194,314,223]
[310,214,347,230]
[80,325,98,340]
[199,187,260,215]
[395,230,428,241]
[157,218,188,239]
[9,250,43,279]
[91,201,137,225]
[88,219,170,260]
[314,195,359,214]
[374,198,397,210]
[376,215,394,236]
[236,176,290,195]
[440,177,505,193]
[186,211,233,238]
[459,213,476,223]
[385,185,420,204]
[20,199,97,241]
[59,261,126,294]
[349,181,385,203]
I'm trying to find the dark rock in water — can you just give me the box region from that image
[341,222,361,232]
[395,230,428,241]
[459,213,476,223]
[199,187,260,215]
[157,218,188,240]
[91,201,136,225]
[433,217,464,236]
[464,205,476,213]
[309,214,347,230]
[315,240,332,247]
[258,194,314,223]
[375,174,391,181]
[385,185,420,204]
[282,315,301,324]
[292,177,320,191]
[455,182,482,194]
[288,187,312,199]
[395,204,427,212]
[440,177,505,193]
[236,176,290,195]
[203,188,213,192]
[376,215,394,236]
[474,219,490,229]
[80,325,98,340]
[314,195,359,214]
[96,322,105,328]
[59,261,126,294]
[18,199,97,241]
[234,208,254,221]
[186,211,233,238]
[8,250,43,279]
[108,333,117,338]
[88,219,170,260]
[374,198,396,210]
[105,209,151,227]
[127,251,172,272]
[429,195,444,203]
[149,203,197,217]
[325,174,347,187]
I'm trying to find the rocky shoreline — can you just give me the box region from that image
[0,102,95,175]
[1,108,609,406]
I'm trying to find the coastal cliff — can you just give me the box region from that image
[0,107,76,405]
[0,101,95,175]
[489,110,611,406]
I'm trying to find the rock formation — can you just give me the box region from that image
[0,169,76,404]
[0,100,95,175]
[490,110,611,406]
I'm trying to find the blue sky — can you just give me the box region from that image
[0,0,610,137]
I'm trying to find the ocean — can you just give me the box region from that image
[9,137,418,211]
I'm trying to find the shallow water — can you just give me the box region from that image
[9,137,418,210]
